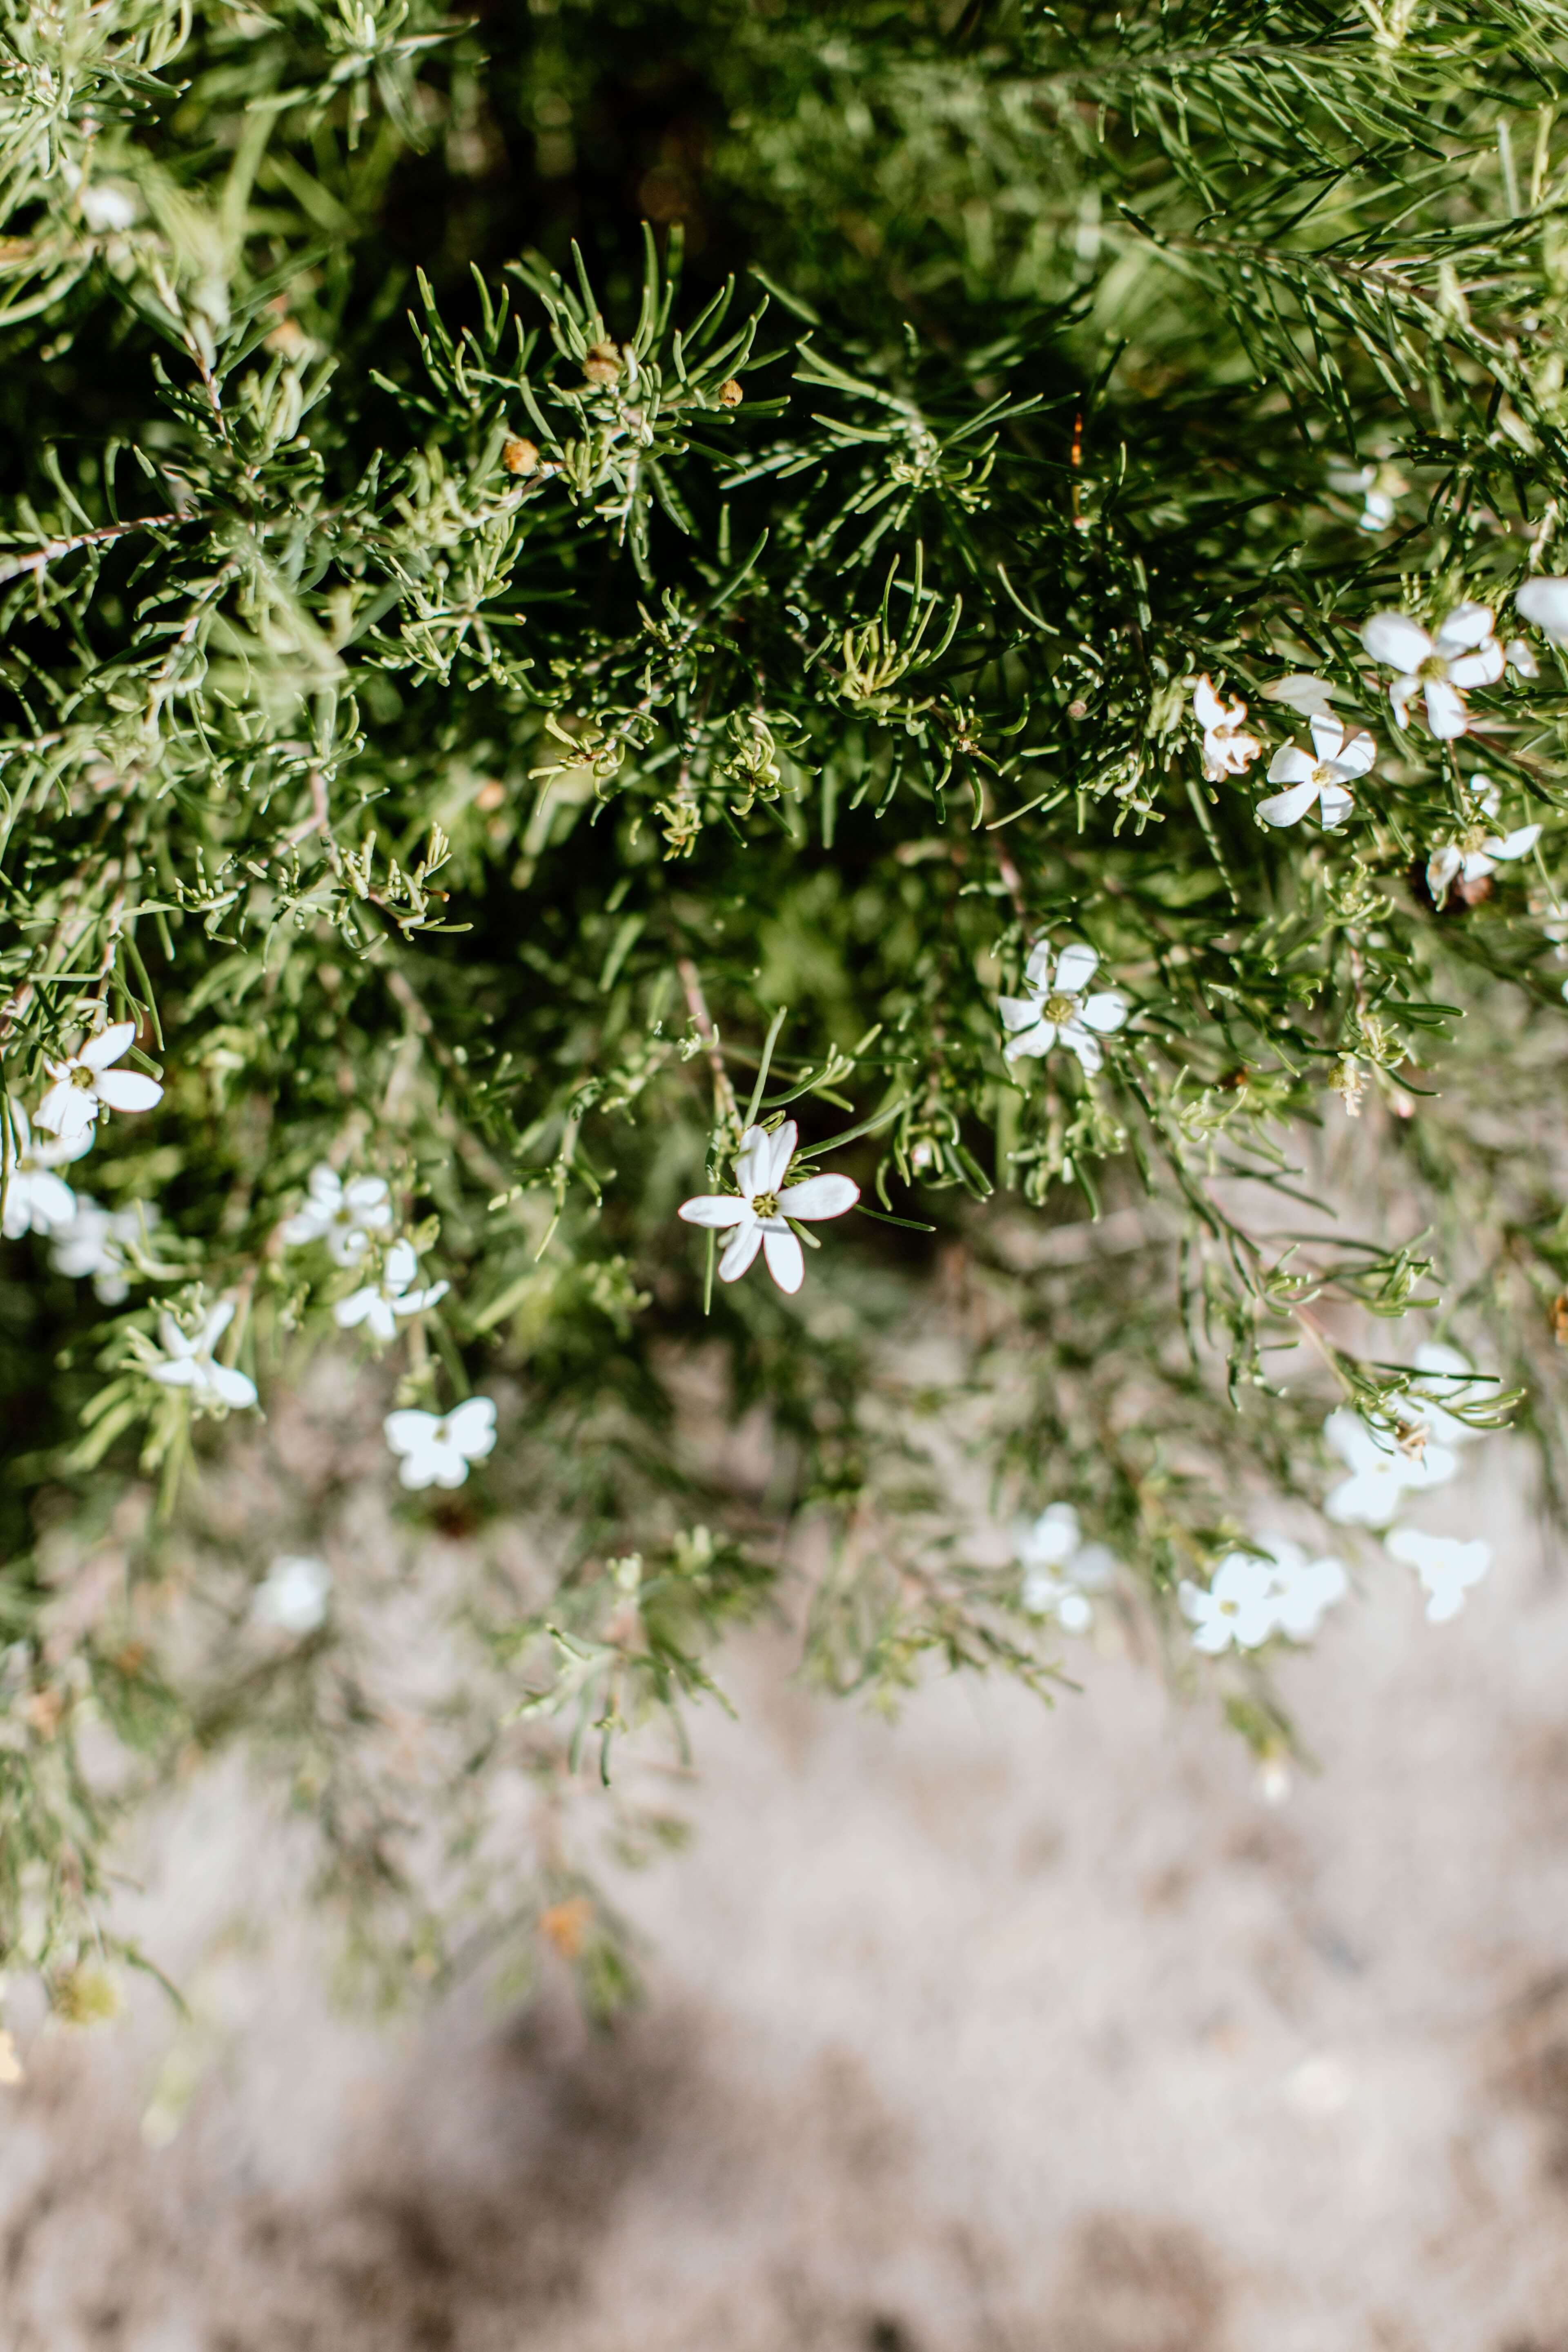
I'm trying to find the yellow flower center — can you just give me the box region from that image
[1043,991,1078,1025]
[70,1065,96,1091]
[751,1190,780,1219]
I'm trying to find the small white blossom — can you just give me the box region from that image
[1322,1407,1457,1528]
[1179,1553,1280,1653]
[1506,637,1539,679]
[282,1165,394,1263]
[1,1099,89,1238]
[1014,1503,1117,1632]
[1425,774,1541,907]
[147,1299,258,1412]
[1514,575,1568,645]
[1192,674,1262,781]
[34,1021,163,1144]
[1327,460,1401,532]
[1256,1537,1350,1639]
[999,941,1127,1072]
[1360,604,1504,739]
[253,1555,332,1635]
[333,1238,448,1340]
[1385,1526,1491,1623]
[49,1197,158,1303]
[677,1119,860,1294]
[79,181,138,233]
[1257,713,1374,830]
[383,1396,496,1490]
[1261,675,1338,719]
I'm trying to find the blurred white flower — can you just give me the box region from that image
[1261,674,1338,719]
[34,1021,163,1144]
[49,1197,158,1303]
[1405,1341,1493,1450]
[1361,604,1503,739]
[999,941,1127,1072]
[282,1165,394,1264]
[678,1119,859,1295]
[333,1239,448,1341]
[1192,675,1262,781]
[147,1300,257,1412]
[79,182,138,233]
[253,1555,332,1635]
[1015,1502,1117,1632]
[1257,1537,1350,1639]
[384,1397,496,1490]
[1179,1552,1280,1653]
[1323,1407,1457,1527]
[1425,774,1541,907]
[1515,575,1568,645]
[1257,713,1374,830]
[1506,637,1539,679]
[1,1099,89,1238]
[1385,1526,1492,1622]
[1327,459,1401,532]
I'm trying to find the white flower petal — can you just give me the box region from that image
[385,1408,437,1455]
[1262,675,1337,717]
[762,1227,804,1292]
[1516,575,1568,643]
[1434,601,1496,654]
[445,1396,497,1457]
[1192,675,1224,728]
[1317,784,1354,829]
[1053,943,1099,995]
[779,1172,859,1220]
[1256,780,1320,829]
[1307,713,1345,764]
[1446,641,1504,690]
[1486,824,1541,861]
[1003,1022,1055,1061]
[1331,728,1377,779]
[210,1363,258,1410]
[765,1121,799,1192]
[94,1069,163,1114]
[79,1021,137,1072]
[1059,1024,1103,1075]
[149,1358,198,1388]
[1422,679,1470,739]
[678,1195,752,1228]
[1078,990,1127,1034]
[1266,744,1317,786]
[718,1222,764,1282]
[1506,637,1539,677]
[1362,611,1432,669]
[734,1126,774,1199]
[34,1084,96,1142]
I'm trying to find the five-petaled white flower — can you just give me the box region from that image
[1361,604,1504,739]
[1192,675,1262,782]
[1322,1407,1456,1528]
[50,1198,157,1303]
[147,1299,258,1412]
[1425,774,1541,908]
[384,1397,497,1490]
[34,1021,163,1144]
[999,942,1127,1072]
[1515,575,1568,646]
[1015,1503,1118,1632]
[1385,1526,1491,1623]
[1,1099,89,1238]
[1254,1537,1350,1640]
[677,1120,860,1295]
[1257,713,1374,830]
[333,1238,448,1341]
[282,1165,394,1264]
[253,1555,332,1635]
[1179,1552,1279,1653]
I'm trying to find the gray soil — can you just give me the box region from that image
[3,1443,1568,2351]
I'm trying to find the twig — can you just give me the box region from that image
[677,956,741,1134]
[0,512,183,587]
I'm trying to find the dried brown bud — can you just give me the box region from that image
[717,377,743,408]
[474,780,506,812]
[583,341,622,385]
[502,434,540,477]
[1552,1292,1568,1347]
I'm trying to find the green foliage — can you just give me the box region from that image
[2,0,1566,2004]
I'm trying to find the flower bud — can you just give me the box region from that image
[717,378,743,408]
[502,434,540,476]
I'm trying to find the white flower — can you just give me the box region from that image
[1385,1526,1491,1623]
[1192,675,1263,781]
[282,1165,393,1263]
[1322,1407,1457,1528]
[383,1396,496,1490]
[1425,773,1541,906]
[998,941,1127,1072]
[1360,604,1504,739]
[1256,713,1375,830]
[1515,575,1568,645]
[1506,637,1539,679]
[34,1021,163,1144]
[333,1238,448,1341]
[1255,1537,1350,1640]
[253,1555,332,1635]
[1179,1553,1280,1653]
[677,1120,860,1294]
[1261,674,1338,719]
[49,1197,158,1303]
[1180,1538,1348,1654]
[1326,461,1400,532]
[1404,1341,1492,1450]
[1,1099,89,1238]
[1015,1502,1117,1632]
[147,1299,258,1412]
[79,181,138,233]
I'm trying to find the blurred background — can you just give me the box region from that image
[3,1440,1565,2352]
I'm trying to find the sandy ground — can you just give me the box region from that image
[4,1440,1568,2352]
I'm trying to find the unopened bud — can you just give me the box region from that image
[584,341,622,385]
[502,434,540,477]
[717,378,743,408]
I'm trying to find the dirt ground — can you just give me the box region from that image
[4,1438,1568,2352]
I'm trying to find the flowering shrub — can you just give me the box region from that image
[1,0,1566,2004]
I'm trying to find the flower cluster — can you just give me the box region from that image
[1014,1503,1118,1631]
[1180,1538,1348,1654]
